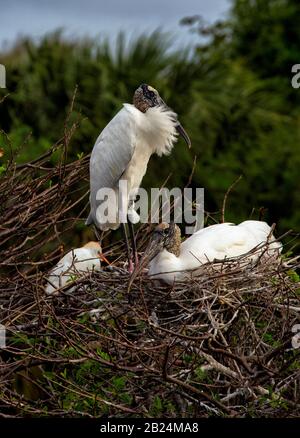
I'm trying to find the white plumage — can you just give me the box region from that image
[86,84,191,271]
[87,103,178,230]
[148,221,282,284]
[45,242,101,295]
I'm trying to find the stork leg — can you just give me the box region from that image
[93,226,104,245]
[128,219,139,267]
[121,223,134,273]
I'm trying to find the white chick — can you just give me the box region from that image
[45,241,102,295]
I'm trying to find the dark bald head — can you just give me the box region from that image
[133,83,163,113]
[153,222,181,257]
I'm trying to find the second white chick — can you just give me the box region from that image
[45,241,101,295]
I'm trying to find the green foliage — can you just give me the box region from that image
[231,0,300,84]
[195,366,209,382]
[149,395,163,416]
[287,269,300,283]
[262,332,281,348]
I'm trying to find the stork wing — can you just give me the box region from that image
[180,223,248,264]
[181,221,280,266]
[87,105,137,228]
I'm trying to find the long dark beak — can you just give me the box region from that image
[158,97,191,148]
[176,123,191,148]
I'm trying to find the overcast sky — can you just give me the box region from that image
[0,0,231,49]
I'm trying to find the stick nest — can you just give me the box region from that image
[0,132,299,418]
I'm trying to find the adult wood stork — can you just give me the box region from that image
[86,84,191,271]
[138,221,282,285]
[45,241,104,294]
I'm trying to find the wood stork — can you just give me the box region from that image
[139,221,282,285]
[45,241,104,295]
[86,84,191,271]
